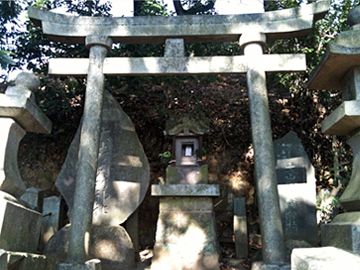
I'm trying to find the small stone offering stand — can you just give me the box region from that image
[295,4,360,269]
[151,116,220,270]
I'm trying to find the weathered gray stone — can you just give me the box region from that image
[152,184,219,197]
[151,198,219,270]
[308,10,360,91]
[166,166,208,184]
[48,55,306,76]
[41,196,65,250]
[66,37,112,264]
[274,131,318,246]
[234,197,248,260]
[0,191,42,253]
[241,32,286,265]
[347,5,360,26]
[45,225,135,270]
[321,212,360,254]
[6,251,46,270]
[20,187,44,212]
[5,72,40,102]
[0,119,26,198]
[56,90,150,226]
[0,250,6,270]
[56,259,102,270]
[0,94,52,134]
[341,67,360,101]
[321,100,360,135]
[291,247,360,270]
[339,131,360,211]
[251,262,290,270]
[28,2,329,44]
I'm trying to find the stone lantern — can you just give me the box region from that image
[307,5,360,255]
[151,116,220,270]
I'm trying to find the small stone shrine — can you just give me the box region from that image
[307,5,360,256]
[151,116,220,270]
[0,72,52,269]
[273,131,318,246]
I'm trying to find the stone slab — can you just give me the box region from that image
[56,90,150,226]
[339,131,360,211]
[166,166,208,184]
[45,225,135,270]
[41,196,65,250]
[0,94,52,134]
[48,54,306,76]
[251,262,290,270]
[20,187,45,212]
[0,250,6,270]
[321,100,360,135]
[321,212,360,254]
[56,259,101,270]
[0,191,42,253]
[274,132,318,246]
[159,197,214,212]
[0,119,26,198]
[6,251,46,270]
[152,184,220,197]
[234,197,248,260]
[291,247,360,270]
[29,2,329,44]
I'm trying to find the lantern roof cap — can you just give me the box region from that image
[165,115,210,136]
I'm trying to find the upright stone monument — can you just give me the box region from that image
[28,2,330,268]
[307,3,360,258]
[46,90,148,270]
[0,72,52,269]
[274,131,318,246]
[151,114,220,270]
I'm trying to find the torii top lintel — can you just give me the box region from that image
[28,1,329,45]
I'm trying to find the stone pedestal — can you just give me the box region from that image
[151,185,220,270]
[291,247,360,270]
[321,212,360,254]
[0,191,42,253]
[45,225,135,270]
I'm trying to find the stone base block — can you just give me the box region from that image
[3,250,46,270]
[45,225,135,270]
[321,212,360,254]
[291,247,360,269]
[166,166,208,184]
[152,197,220,270]
[251,262,290,270]
[56,259,101,270]
[151,244,219,270]
[0,192,42,253]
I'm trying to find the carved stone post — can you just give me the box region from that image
[60,36,112,269]
[240,32,286,267]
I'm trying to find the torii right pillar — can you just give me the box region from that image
[308,5,360,255]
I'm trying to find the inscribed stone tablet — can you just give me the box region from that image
[274,131,317,245]
[56,90,150,226]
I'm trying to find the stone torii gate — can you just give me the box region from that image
[29,1,330,269]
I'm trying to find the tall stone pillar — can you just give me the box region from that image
[240,32,287,268]
[59,36,112,269]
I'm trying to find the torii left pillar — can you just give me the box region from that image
[57,35,112,270]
